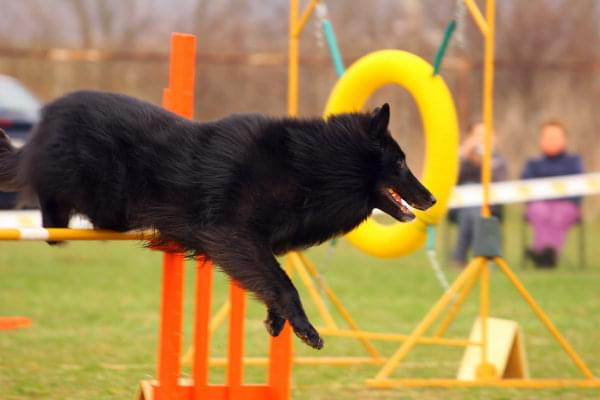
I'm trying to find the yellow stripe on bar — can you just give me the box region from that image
[0,228,155,241]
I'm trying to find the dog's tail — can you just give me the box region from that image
[0,128,24,191]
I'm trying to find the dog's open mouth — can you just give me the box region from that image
[384,187,415,221]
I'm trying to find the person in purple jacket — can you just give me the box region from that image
[522,120,583,267]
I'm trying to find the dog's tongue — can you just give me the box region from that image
[387,188,414,217]
[388,188,400,203]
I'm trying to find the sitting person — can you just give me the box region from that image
[522,119,583,267]
[451,121,508,266]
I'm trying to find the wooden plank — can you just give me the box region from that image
[457,317,528,380]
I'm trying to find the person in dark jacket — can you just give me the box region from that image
[451,122,508,266]
[522,119,583,267]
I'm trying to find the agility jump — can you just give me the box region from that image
[0,33,294,400]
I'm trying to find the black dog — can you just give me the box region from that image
[0,91,436,349]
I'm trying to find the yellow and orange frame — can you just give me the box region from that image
[286,0,600,390]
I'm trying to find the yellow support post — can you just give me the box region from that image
[369,378,600,389]
[288,252,339,329]
[434,268,479,338]
[318,328,478,347]
[494,257,595,379]
[293,0,320,38]
[180,300,232,365]
[369,257,485,383]
[288,0,319,116]
[208,356,386,367]
[480,0,495,218]
[463,0,488,35]
[476,260,496,378]
[208,301,231,334]
[297,252,383,361]
[288,0,299,116]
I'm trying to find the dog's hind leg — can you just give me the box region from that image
[39,196,71,245]
[201,231,324,350]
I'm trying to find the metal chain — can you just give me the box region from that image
[454,0,467,49]
[424,225,452,293]
[313,3,327,48]
[427,248,451,292]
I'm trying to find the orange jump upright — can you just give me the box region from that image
[138,33,292,400]
[188,259,293,400]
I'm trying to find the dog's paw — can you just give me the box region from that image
[291,322,324,350]
[264,311,286,337]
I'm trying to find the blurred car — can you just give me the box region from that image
[0,75,41,209]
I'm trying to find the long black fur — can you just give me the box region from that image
[0,91,435,348]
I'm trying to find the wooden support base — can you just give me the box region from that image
[458,317,528,380]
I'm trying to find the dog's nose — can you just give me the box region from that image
[429,195,437,205]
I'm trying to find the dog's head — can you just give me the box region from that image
[368,103,436,222]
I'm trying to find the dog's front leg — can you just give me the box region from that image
[264,308,286,337]
[201,232,323,350]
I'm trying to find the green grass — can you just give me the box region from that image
[1,207,599,399]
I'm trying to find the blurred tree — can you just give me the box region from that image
[495,0,598,92]
[66,0,158,49]
[0,0,597,177]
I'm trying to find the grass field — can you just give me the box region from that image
[1,207,600,399]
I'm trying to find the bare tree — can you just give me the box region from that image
[63,0,158,49]
[67,0,94,47]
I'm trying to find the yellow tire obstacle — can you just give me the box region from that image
[324,50,459,258]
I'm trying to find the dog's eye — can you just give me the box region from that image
[396,160,406,169]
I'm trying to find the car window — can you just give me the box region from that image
[0,76,40,120]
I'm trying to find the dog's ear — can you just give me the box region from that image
[370,103,390,137]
